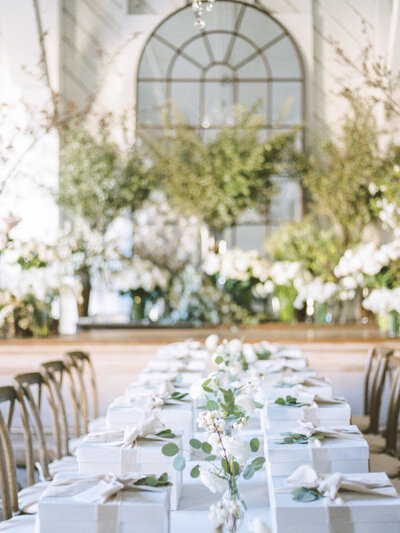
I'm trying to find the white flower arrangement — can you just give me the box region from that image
[112,257,171,294]
[203,249,270,283]
[362,287,400,315]
[293,277,338,310]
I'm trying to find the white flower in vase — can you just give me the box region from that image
[235,394,256,415]
[200,468,226,494]
[221,436,251,464]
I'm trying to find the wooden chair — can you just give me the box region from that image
[40,360,77,455]
[0,385,49,523]
[369,366,400,477]
[352,346,393,434]
[65,351,100,435]
[13,372,78,481]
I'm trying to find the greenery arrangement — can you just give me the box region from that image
[145,107,295,234]
[265,216,344,282]
[59,120,153,232]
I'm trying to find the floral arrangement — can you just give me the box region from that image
[131,191,202,272]
[162,340,265,532]
[112,256,171,321]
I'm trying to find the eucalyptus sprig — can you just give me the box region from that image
[291,486,323,502]
[274,395,305,407]
[133,472,172,487]
[275,432,325,445]
[168,391,189,402]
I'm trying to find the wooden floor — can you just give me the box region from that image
[0,324,399,417]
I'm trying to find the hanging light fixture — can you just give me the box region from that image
[192,0,215,30]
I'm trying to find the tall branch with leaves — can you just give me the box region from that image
[145,108,296,235]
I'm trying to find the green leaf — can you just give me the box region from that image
[204,454,217,461]
[206,400,219,411]
[254,401,264,409]
[158,472,169,484]
[221,458,229,473]
[189,438,202,449]
[243,465,255,480]
[156,429,176,438]
[190,465,200,478]
[134,475,157,487]
[162,442,179,456]
[275,397,285,405]
[250,438,260,452]
[232,461,241,476]
[251,457,265,471]
[173,455,186,471]
[215,355,224,365]
[291,487,323,502]
[201,442,212,454]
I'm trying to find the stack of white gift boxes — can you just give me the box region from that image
[34,339,210,532]
[259,344,400,533]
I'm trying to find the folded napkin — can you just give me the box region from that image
[277,464,396,500]
[82,415,166,448]
[292,390,346,406]
[274,376,331,388]
[138,371,179,384]
[262,360,306,374]
[293,421,363,441]
[41,472,162,504]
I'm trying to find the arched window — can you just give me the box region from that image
[137,0,305,249]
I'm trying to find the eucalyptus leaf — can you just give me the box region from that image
[162,443,179,457]
[190,465,200,478]
[201,442,212,454]
[189,438,202,449]
[250,438,260,452]
[173,455,186,471]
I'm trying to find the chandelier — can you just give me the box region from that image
[192,0,216,30]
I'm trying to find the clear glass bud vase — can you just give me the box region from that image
[221,485,245,533]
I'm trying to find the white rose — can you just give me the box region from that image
[221,436,250,464]
[199,468,226,493]
[190,379,207,400]
[235,394,256,414]
[248,518,272,533]
[206,333,219,351]
[227,338,242,355]
[242,343,257,363]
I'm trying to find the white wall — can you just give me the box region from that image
[0,0,60,243]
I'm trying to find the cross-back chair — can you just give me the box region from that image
[13,373,55,480]
[369,365,400,478]
[0,385,50,524]
[65,351,99,435]
[352,346,393,434]
[40,360,77,455]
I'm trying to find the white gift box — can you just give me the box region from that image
[106,396,194,450]
[145,359,207,375]
[264,426,369,476]
[140,369,204,387]
[263,380,333,402]
[269,472,400,533]
[35,473,170,533]
[261,399,351,434]
[156,343,209,363]
[76,434,182,510]
[259,368,317,387]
